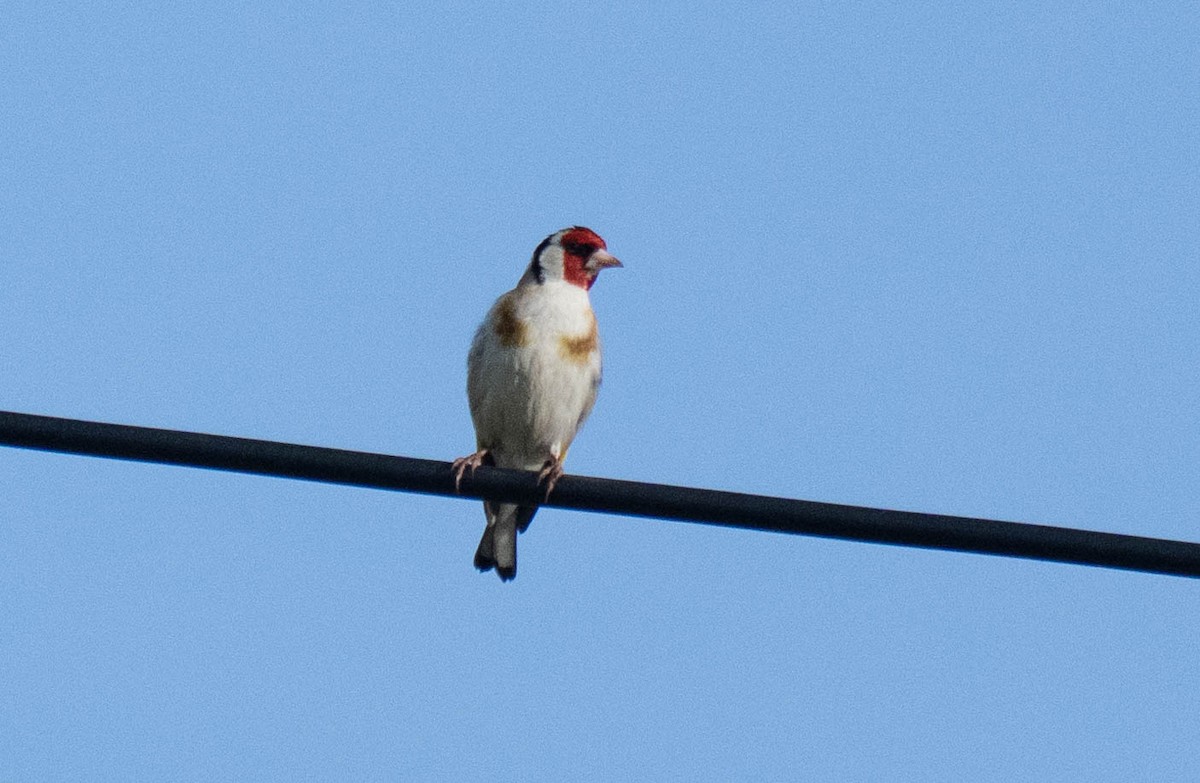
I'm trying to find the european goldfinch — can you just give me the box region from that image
[453,227,622,580]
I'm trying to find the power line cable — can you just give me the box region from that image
[2,410,1197,579]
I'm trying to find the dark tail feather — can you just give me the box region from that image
[474,502,538,581]
[473,524,496,572]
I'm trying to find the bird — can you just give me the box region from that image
[453,226,622,581]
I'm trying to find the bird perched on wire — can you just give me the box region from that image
[453,227,622,581]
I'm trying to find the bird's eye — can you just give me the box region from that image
[564,242,594,257]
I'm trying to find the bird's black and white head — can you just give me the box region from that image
[521,226,622,291]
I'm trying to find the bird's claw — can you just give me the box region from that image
[452,450,489,493]
[537,457,565,501]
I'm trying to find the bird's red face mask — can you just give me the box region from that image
[560,227,622,290]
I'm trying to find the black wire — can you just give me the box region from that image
[2,410,1198,579]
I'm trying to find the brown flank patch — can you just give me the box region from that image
[494,296,529,347]
[559,313,598,363]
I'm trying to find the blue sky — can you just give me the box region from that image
[3,3,1198,780]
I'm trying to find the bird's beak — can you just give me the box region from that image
[587,249,623,272]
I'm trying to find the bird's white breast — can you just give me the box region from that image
[467,280,603,470]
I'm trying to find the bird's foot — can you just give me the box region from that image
[537,456,565,501]
[452,449,490,492]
